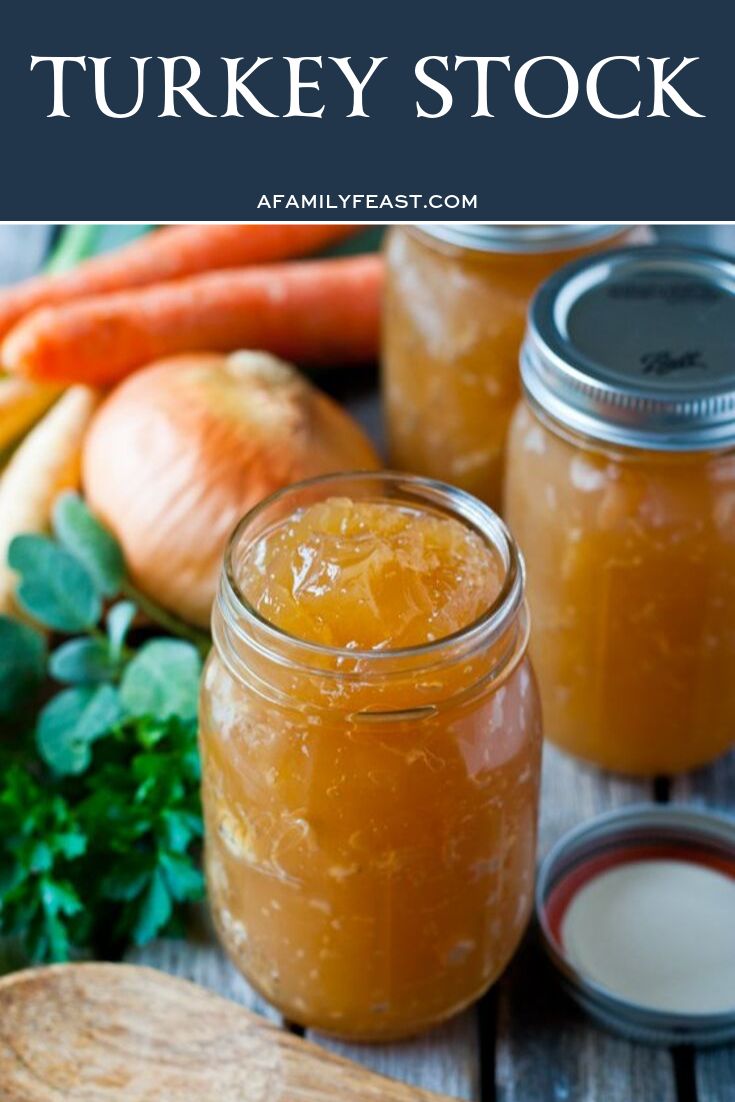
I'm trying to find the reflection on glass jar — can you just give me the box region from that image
[505,245,735,775]
[200,473,542,1040]
[383,224,648,511]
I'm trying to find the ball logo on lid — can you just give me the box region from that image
[640,349,707,375]
[608,278,722,305]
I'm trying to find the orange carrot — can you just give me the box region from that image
[2,254,383,386]
[0,225,361,342]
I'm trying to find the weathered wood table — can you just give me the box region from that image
[2,225,734,1102]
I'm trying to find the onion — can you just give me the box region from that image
[82,351,380,627]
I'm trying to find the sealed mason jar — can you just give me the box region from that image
[383,224,649,511]
[505,245,735,776]
[200,472,542,1040]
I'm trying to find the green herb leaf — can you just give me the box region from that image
[160,808,203,853]
[120,640,202,722]
[55,831,87,861]
[37,685,123,775]
[100,860,151,903]
[0,615,45,716]
[160,852,204,903]
[49,637,118,685]
[0,766,88,964]
[8,535,101,632]
[106,600,137,660]
[52,493,125,598]
[41,877,83,918]
[132,867,173,944]
[37,879,84,962]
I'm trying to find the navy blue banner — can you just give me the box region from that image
[1,0,731,219]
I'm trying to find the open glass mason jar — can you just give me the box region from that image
[200,472,542,1040]
[505,245,735,776]
[383,224,648,511]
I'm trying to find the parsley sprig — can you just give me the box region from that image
[0,493,208,964]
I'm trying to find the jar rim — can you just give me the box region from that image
[218,471,525,669]
[415,223,626,254]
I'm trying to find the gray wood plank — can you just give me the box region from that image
[534,743,651,856]
[694,1049,735,1102]
[671,747,735,813]
[495,745,678,1102]
[0,225,54,284]
[671,749,735,1102]
[310,1011,480,1101]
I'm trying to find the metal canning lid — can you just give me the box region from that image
[522,244,735,451]
[417,224,624,254]
[536,805,735,1046]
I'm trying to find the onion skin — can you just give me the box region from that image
[82,352,380,627]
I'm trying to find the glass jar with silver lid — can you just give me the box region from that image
[505,244,735,776]
[521,244,735,450]
[382,223,648,513]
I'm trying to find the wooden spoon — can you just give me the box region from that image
[0,963,458,1101]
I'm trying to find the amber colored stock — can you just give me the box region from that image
[505,401,735,776]
[383,226,645,512]
[200,490,541,1039]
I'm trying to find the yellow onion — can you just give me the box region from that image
[82,351,380,627]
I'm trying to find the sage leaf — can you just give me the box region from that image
[37,684,123,775]
[8,536,101,632]
[49,637,118,685]
[0,615,45,716]
[120,640,202,722]
[53,492,125,598]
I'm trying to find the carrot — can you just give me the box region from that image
[0,386,99,612]
[0,377,61,451]
[0,225,361,342]
[2,254,383,387]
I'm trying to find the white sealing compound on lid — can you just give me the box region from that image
[561,859,735,1015]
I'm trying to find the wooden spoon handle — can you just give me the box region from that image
[0,963,459,1102]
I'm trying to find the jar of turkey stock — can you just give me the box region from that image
[200,473,542,1039]
[383,224,649,511]
[505,245,735,775]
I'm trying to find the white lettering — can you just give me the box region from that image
[587,56,641,118]
[284,57,324,118]
[158,56,215,118]
[30,56,86,117]
[90,56,149,118]
[515,55,579,118]
[454,56,511,117]
[329,56,386,117]
[648,57,704,117]
[416,56,452,118]
[222,57,278,117]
